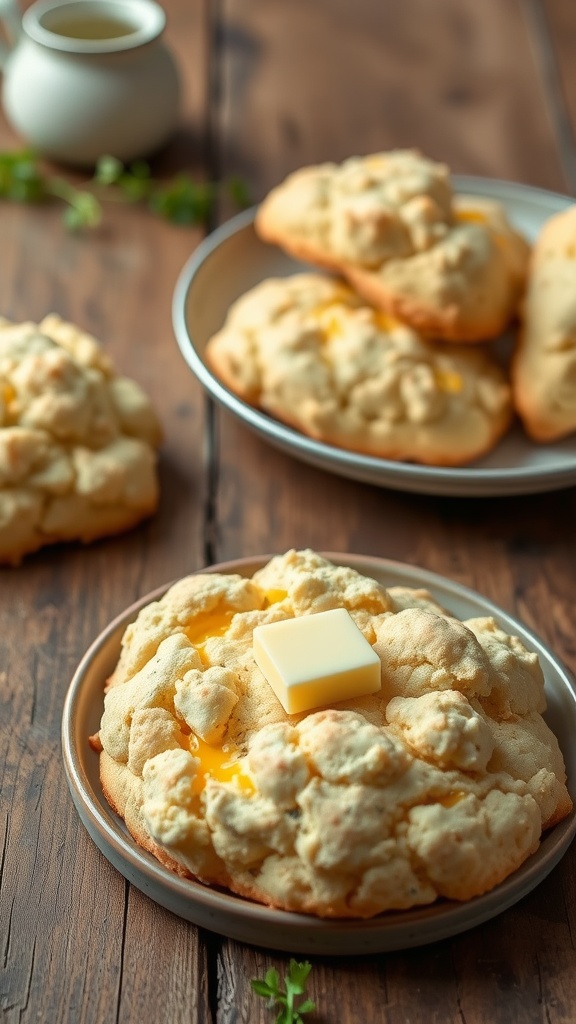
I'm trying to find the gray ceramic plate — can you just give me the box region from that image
[62,554,576,954]
[172,177,576,497]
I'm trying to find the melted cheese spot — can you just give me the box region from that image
[185,610,235,646]
[308,293,399,342]
[439,791,467,808]
[372,310,400,333]
[195,645,211,667]
[308,305,347,341]
[188,591,288,666]
[491,232,514,257]
[189,735,255,795]
[308,290,356,316]
[434,369,463,394]
[323,314,346,340]
[1,382,15,404]
[184,610,236,667]
[456,209,487,224]
[307,291,359,340]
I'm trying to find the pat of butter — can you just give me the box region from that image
[253,608,381,715]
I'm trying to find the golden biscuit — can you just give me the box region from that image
[255,151,529,342]
[93,549,572,919]
[511,205,576,441]
[0,314,162,564]
[205,274,513,466]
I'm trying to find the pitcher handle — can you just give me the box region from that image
[0,0,21,69]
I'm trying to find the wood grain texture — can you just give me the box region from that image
[1,0,576,1021]
[217,0,567,195]
[532,0,576,193]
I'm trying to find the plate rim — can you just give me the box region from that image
[62,552,576,954]
[172,177,576,498]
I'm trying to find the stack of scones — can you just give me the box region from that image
[206,150,576,464]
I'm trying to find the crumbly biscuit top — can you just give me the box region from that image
[257,151,453,265]
[255,153,530,342]
[205,274,512,465]
[255,152,525,275]
[0,315,162,562]
[96,550,572,918]
[512,204,576,440]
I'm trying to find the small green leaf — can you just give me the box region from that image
[296,998,316,1014]
[227,174,251,208]
[0,150,46,202]
[149,175,215,225]
[0,146,249,230]
[63,205,85,230]
[119,174,151,202]
[250,979,275,998]
[264,967,281,991]
[286,960,312,994]
[128,160,151,180]
[94,155,124,185]
[251,960,315,1023]
[60,190,101,230]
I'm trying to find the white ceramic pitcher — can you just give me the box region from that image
[0,0,181,165]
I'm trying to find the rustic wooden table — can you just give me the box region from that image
[2,0,576,1021]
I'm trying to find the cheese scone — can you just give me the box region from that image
[255,151,529,342]
[93,549,572,919]
[205,274,513,466]
[512,205,576,441]
[0,314,162,565]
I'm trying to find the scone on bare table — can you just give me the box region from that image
[205,274,513,466]
[511,204,576,441]
[0,314,162,565]
[91,549,572,919]
[255,150,529,342]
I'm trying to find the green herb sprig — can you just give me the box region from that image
[0,149,250,230]
[251,960,316,1024]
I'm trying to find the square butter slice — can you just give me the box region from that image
[253,608,381,715]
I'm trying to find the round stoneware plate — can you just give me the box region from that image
[172,177,576,498]
[62,553,576,955]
